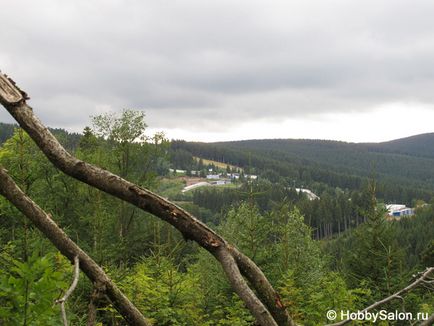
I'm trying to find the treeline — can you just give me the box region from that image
[171,140,434,204]
[369,132,434,159]
[189,179,401,240]
[0,122,82,151]
[0,122,16,144]
[325,200,434,288]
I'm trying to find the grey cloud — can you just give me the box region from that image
[2,0,434,134]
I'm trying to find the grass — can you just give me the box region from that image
[193,156,243,172]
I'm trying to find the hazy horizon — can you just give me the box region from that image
[2,1,434,143]
[2,119,432,145]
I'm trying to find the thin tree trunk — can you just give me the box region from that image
[87,286,102,326]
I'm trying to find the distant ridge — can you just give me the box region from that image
[173,131,434,201]
[0,122,81,150]
[372,133,434,158]
[3,120,434,200]
[212,132,434,160]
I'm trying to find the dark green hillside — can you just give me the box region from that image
[368,133,434,158]
[0,122,81,150]
[215,138,434,187]
[0,122,16,144]
[173,135,434,203]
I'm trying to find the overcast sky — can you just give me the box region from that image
[2,0,434,142]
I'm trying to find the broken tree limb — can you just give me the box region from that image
[0,73,24,104]
[0,167,150,326]
[230,247,295,326]
[214,246,278,326]
[420,313,434,326]
[327,267,434,326]
[0,71,293,326]
[56,256,80,326]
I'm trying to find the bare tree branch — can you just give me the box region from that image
[56,256,80,326]
[327,267,434,326]
[214,247,278,326]
[0,167,150,326]
[420,313,434,326]
[0,71,293,326]
[230,247,295,326]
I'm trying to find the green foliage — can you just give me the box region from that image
[279,271,360,325]
[90,109,169,187]
[0,128,48,192]
[0,246,70,325]
[213,294,255,326]
[0,118,432,325]
[302,273,357,325]
[0,122,16,144]
[92,109,147,144]
[391,204,434,268]
[120,255,205,325]
[220,202,270,261]
[343,207,405,298]
[189,250,256,326]
[156,178,187,200]
[270,205,324,283]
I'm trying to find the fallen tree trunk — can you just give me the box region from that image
[0,166,150,326]
[0,72,293,326]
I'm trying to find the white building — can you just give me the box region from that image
[245,174,258,180]
[386,204,415,217]
[295,188,320,201]
[206,174,220,180]
[169,168,186,174]
[228,173,240,179]
[211,179,231,185]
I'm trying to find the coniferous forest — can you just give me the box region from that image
[0,105,432,325]
[4,0,434,324]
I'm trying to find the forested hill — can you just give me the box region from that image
[0,122,16,144]
[217,132,434,161]
[366,133,434,158]
[173,134,434,202]
[0,122,81,150]
[218,136,434,181]
[3,120,434,201]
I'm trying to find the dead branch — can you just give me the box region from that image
[214,247,278,326]
[327,267,434,326]
[420,313,434,326]
[56,256,80,326]
[0,167,150,326]
[0,71,293,326]
[230,247,294,326]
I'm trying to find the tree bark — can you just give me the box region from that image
[0,72,293,326]
[327,267,434,326]
[0,167,150,326]
[420,313,434,326]
[214,247,278,326]
[230,247,295,326]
